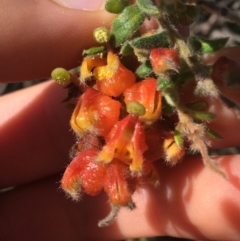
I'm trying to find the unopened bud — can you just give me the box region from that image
[93,27,111,44]
[51,67,70,84]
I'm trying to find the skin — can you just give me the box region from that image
[1,1,240,240]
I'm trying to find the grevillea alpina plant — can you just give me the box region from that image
[51,0,240,227]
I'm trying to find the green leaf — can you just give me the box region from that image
[105,0,130,14]
[82,46,106,58]
[120,41,134,56]
[174,127,183,148]
[131,30,170,49]
[161,82,180,107]
[187,109,216,121]
[175,59,194,87]
[162,99,175,116]
[136,0,160,17]
[188,36,229,54]
[135,61,153,78]
[206,128,223,140]
[133,48,150,62]
[157,77,171,90]
[186,100,209,111]
[111,5,146,47]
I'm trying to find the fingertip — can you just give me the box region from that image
[52,0,105,11]
[0,0,114,82]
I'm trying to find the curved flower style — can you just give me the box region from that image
[124,78,162,124]
[97,114,148,173]
[93,51,136,97]
[163,133,185,165]
[80,56,107,83]
[70,87,121,137]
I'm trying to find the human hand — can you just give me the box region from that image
[1,1,240,240]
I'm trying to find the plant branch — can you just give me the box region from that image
[181,0,240,26]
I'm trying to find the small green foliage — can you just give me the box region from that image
[161,83,180,107]
[188,36,229,54]
[157,77,171,90]
[133,48,150,62]
[187,109,216,121]
[186,100,209,111]
[136,0,160,18]
[174,127,183,148]
[82,46,106,58]
[131,31,170,49]
[105,0,130,14]
[126,101,146,116]
[206,128,223,140]
[120,42,134,56]
[111,5,146,47]
[135,61,153,78]
[162,99,175,116]
[51,68,70,84]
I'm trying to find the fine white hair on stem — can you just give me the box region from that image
[98,205,120,228]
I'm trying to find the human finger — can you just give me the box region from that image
[116,154,240,240]
[0,81,73,188]
[1,78,240,188]
[0,0,113,83]
[1,155,240,240]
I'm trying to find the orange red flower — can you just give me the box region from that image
[70,87,121,137]
[150,48,180,75]
[93,51,136,97]
[124,78,162,124]
[97,114,148,173]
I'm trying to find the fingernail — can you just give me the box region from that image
[53,0,105,10]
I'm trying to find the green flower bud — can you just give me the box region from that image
[93,27,111,44]
[51,68,70,84]
[127,101,146,116]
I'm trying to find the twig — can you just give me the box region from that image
[181,0,240,25]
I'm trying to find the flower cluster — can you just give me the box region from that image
[51,0,240,227]
[60,51,185,226]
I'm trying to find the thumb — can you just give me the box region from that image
[0,0,114,82]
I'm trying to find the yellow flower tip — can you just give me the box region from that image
[94,51,136,97]
[93,27,111,44]
[97,147,114,164]
[70,96,99,135]
[80,57,107,83]
[94,52,120,81]
[163,137,185,165]
[61,177,82,201]
[130,161,143,174]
